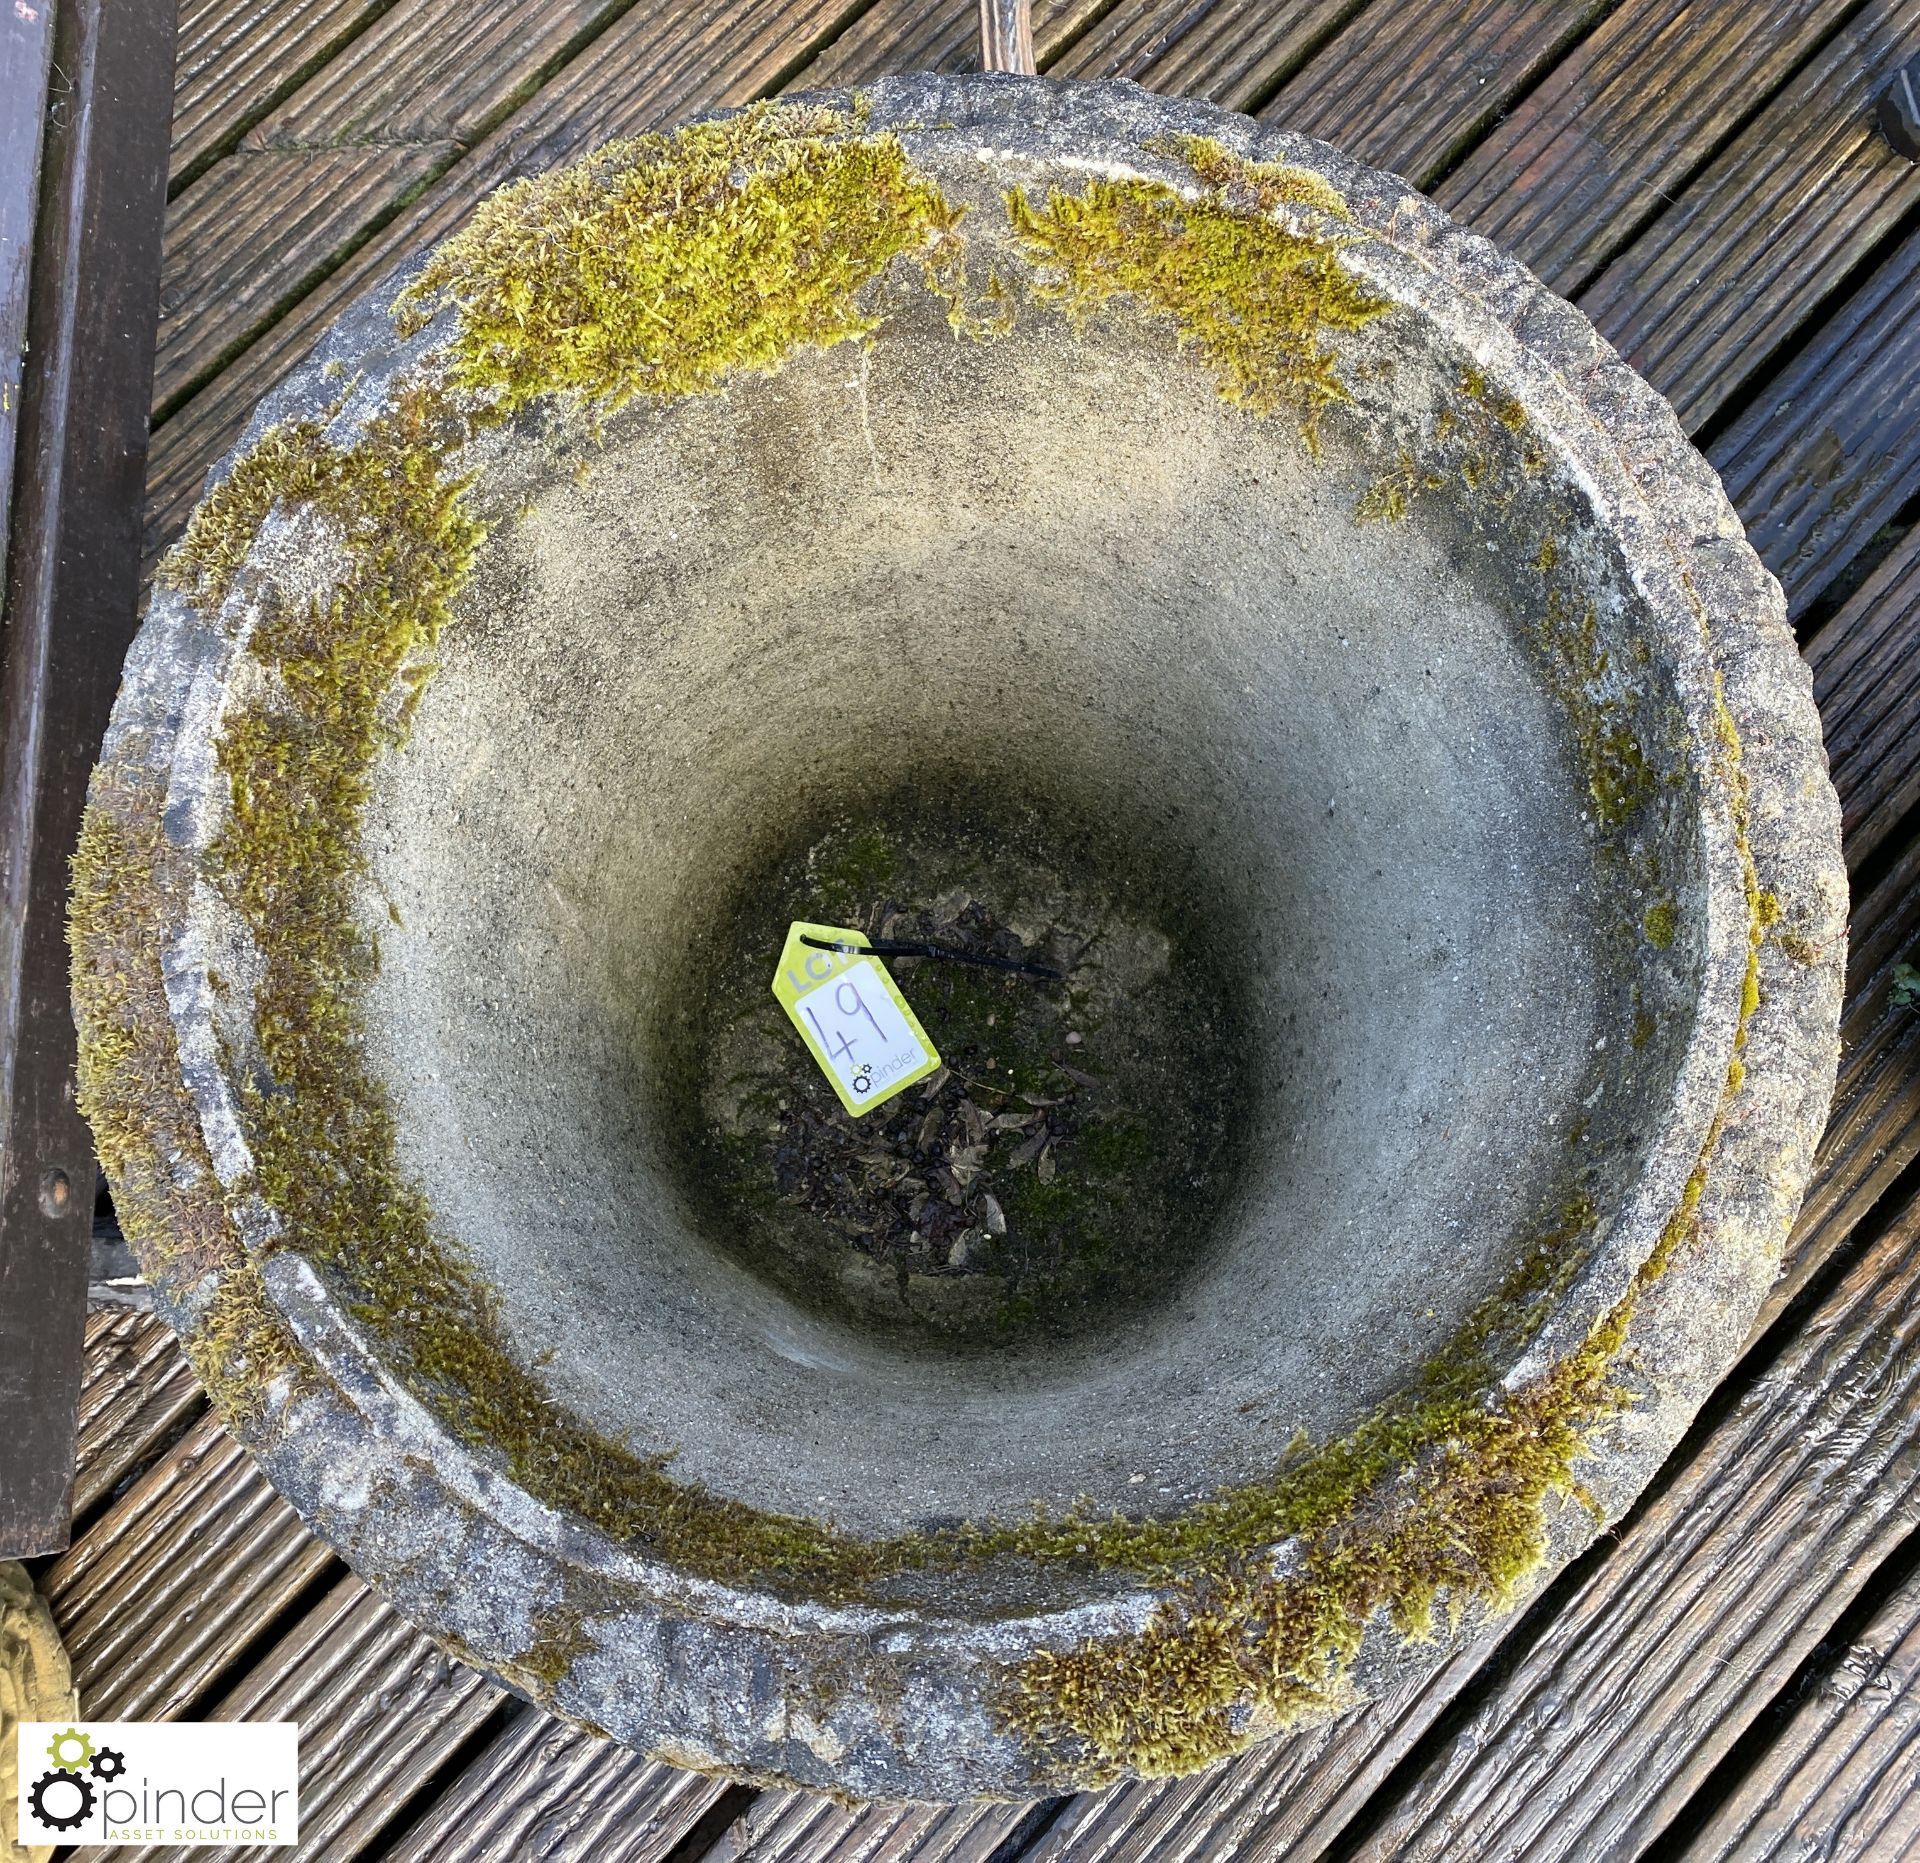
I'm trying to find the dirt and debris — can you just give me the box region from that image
[764,894,1091,1285]
[671,806,1248,1347]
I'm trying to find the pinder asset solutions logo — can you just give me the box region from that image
[16,1722,298,1848]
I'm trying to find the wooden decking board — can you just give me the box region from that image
[796,0,1113,88]
[1579,0,1920,435]
[1760,827,1920,1327]
[1017,1648,1494,1863]
[1711,219,1920,616]
[43,1414,340,1723]
[1434,0,1864,299]
[1050,0,1366,109]
[1677,1556,1920,1861]
[1345,1183,1920,1863]
[380,1707,730,1863]
[138,0,874,573]
[249,0,636,148]
[1261,0,1612,194]
[171,0,397,185]
[70,1311,203,1521]
[1735,520,1920,1323]
[155,0,646,411]
[68,1574,504,1863]
[155,143,449,413]
[709,1790,1032,1863]
[1810,522,1920,876]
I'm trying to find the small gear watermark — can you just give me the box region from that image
[45,1724,93,1771]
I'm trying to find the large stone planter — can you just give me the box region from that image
[72,75,1845,1800]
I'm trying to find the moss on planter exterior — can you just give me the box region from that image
[70,772,304,1425]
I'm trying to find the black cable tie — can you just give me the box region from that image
[800,934,1064,980]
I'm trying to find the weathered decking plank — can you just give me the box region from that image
[171,0,394,184]
[706,1788,1035,1863]
[1581,0,1920,434]
[1712,221,1920,615]
[156,144,447,411]
[69,1574,503,1863]
[1050,0,1361,110]
[43,1414,339,1722]
[1762,832,1920,1330]
[140,0,871,571]
[381,1708,729,1863]
[1435,0,1863,297]
[1678,1559,1920,1861]
[254,0,623,147]
[1262,0,1610,192]
[1016,1646,1489,1863]
[1809,522,1920,877]
[70,1310,202,1521]
[153,0,641,410]
[1346,1178,1920,1861]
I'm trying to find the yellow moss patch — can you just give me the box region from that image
[1007,1311,1634,1781]
[391,100,966,416]
[1148,132,1352,220]
[162,409,341,608]
[1533,590,1656,830]
[1357,447,1416,524]
[69,772,303,1424]
[515,1603,600,1691]
[1005,141,1388,440]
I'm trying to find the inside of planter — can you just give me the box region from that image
[355,279,1708,1540]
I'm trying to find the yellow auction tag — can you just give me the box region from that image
[771,921,942,1117]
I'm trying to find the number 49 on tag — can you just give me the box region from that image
[771,922,942,1116]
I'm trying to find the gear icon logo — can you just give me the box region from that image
[46,1725,93,1771]
[28,1767,95,1832]
[90,1745,128,1781]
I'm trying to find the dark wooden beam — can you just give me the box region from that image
[0,0,175,1558]
[0,0,57,598]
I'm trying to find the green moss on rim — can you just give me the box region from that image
[69,771,305,1425]
[390,100,967,415]
[1004,134,1389,441]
